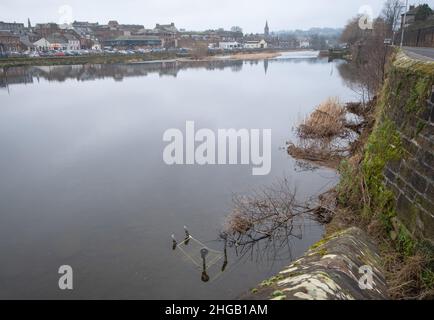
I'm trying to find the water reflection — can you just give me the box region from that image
[0,60,244,87]
[0,56,334,89]
[0,56,356,299]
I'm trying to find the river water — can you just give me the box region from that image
[0,52,357,299]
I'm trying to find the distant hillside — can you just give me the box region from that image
[275,27,343,38]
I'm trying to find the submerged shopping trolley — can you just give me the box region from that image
[172,227,227,282]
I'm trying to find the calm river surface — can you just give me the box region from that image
[0,52,357,299]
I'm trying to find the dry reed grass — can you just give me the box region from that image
[297,97,347,139]
[287,139,348,169]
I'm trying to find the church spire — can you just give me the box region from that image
[264,20,269,37]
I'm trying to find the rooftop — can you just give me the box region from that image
[111,35,160,41]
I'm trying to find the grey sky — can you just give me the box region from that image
[0,0,432,33]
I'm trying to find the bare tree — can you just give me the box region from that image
[220,179,304,262]
[220,178,337,263]
[381,0,404,38]
[340,15,392,100]
[340,16,367,45]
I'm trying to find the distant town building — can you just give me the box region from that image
[401,4,434,28]
[298,38,310,48]
[34,34,68,50]
[244,39,268,49]
[400,4,434,46]
[91,42,102,50]
[231,26,243,34]
[219,41,241,50]
[34,23,60,37]
[154,23,178,34]
[0,21,25,34]
[153,23,178,48]
[108,20,120,30]
[72,21,99,36]
[19,35,35,51]
[103,35,162,49]
[63,33,81,50]
[0,31,25,52]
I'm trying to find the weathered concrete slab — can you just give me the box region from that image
[243,227,389,300]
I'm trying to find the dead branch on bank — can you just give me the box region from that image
[305,189,338,224]
[222,179,302,242]
[287,138,349,169]
[220,178,340,262]
[220,179,307,262]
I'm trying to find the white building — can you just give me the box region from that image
[219,41,241,50]
[33,33,80,51]
[64,34,81,50]
[91,42,102,50]
[298,39,310,49]
[34,35,68,50]
[243,39,267,49]
[33,37,52,51]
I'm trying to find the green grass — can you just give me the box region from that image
[0,52,180,68]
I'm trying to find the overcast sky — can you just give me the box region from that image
[1,0,433,33]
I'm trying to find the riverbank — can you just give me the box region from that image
[0,52,181,68]
[210,51,282,61]
[0,49,293,68]
[248,50,434,300]
[328,51,434,299]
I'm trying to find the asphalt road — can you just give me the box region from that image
[403,47,434,61]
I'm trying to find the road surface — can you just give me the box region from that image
[403,47,434,61]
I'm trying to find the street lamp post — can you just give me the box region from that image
[400,0,409,47]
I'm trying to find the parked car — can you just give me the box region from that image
[151,48,166,53]
[8,51,22,57]
[137,48,151,54]
[28,52,40,58]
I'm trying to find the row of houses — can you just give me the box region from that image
[33,33,81,51]
[1,19,300,54]
[0,31,86,53]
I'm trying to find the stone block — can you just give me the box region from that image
[242,228,389,300]
[408,170,428,194]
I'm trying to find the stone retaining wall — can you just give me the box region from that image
[243,228,389,300]
[383,53,434,244]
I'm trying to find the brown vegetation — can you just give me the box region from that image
[287,97,372,169]
[287,139,346,169]
[284,1,433,299]
[223,179,302,244]
[297,97,347,139]
[220,178,339,261]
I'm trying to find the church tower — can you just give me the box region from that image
[27,18,31,29]
[264,21,269,37]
